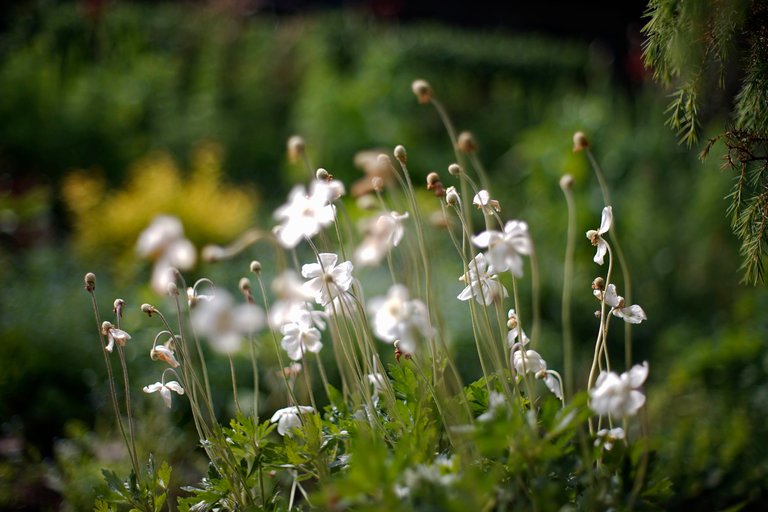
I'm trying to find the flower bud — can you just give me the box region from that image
[371,176,384,192]
[113,299,126,316]
[202,245,224,263]
[559,174,574,191]
[239,277,251,293]
[591,277,605,291]
[411,79,432,104]
[287,135,305,163]
[250,260,262,274]
[84,272,96,292]
[445,186,460,206]
[141,303,157,317]
[101,321,113,335]
[393,145,407,163]
[167,282,179,296]
[457,131,477,153]
[572,131,590,152]
[316,168,331,181]
[376,154,392,168]
[426,172,441,186]
[448,163,462,177]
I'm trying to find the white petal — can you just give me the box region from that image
[615,304,647,324]
[599,206,613,234]
[626,390,646,416]
[317,253,339,270]
[143,382,163,393]
[471,231,495,248]
[165,381,185,395]
[593,240,608,265]
[160,386,172,408]
[603,284,620,307]
[626,361,649,388]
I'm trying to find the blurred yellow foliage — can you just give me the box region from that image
[63,142,257,266]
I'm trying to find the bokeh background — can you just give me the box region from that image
[1,1,766,510]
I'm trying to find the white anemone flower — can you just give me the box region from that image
[136,215,196,295]
[368,284,434,354]
[270,405,314,437]
[101,321,131,353]
[589,362,648,417]
[595,427,625,451]
[354,211,409,266]
[593,284,647,324]
[143,380,184,408]
[301,253,354,307]
[511,349,563,400]
[586,206,613,265]
[457,253,508,305]
[471,220,531,277]
[280,311,323,361]
[191,290,265,354]
[273,181,338,248]
[472,190,501,214]
[268,270,325,331]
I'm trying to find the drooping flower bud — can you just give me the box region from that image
[393,145,407,163]
[316,168,331,181]
[411,79,432,104]
[572,131,590,152]
[84,272,96,292]
[448,163,462,177]
[250,260,262,274]
[591,277,605,291]
[559,174,574,191]
[457,131,477,153]
[141,303,157,317]
[287,135,305,163]
[445,186,460,206]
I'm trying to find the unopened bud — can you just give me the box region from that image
[559,174,574,191]
[591,277,605,291]
[445,186,460,206]
[457,131,477,153]
[239,277,251,293]
[411,79,432,104]
[141,303,157,317]
[287,135,305,163]
[202,245,225,263]
[113,299,126,315]
[426,172,440,186]
[376,154,392,168]
[371,176,384,192]
[316,168,331,181]
[572,131,590,152]
[101,321,113,335]
[250,260,262,274]
[393,145,407,163]
[84,272,96,292]
[167,282,179,296]
[448,163,462,177]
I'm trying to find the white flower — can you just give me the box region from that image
[136,215,196,295]
[593,284,647,324]
[511,349,563,400]
[471,220,531,277]
[150,344,180,368]
[506,309,530,347]
[101,321,131,353]
[301,253,354,307]
[589,362,648,417]
[280,311,323,361]
[270,405,314,437]
[273,181,338,248]
[477,391,506,422]
[368,284,434,354]
[191,290,265,354]
[595,427,625,451]
[354,211,409,266]
[586,206,612,265]
[186,287,213,309]
[143,380,184,408]
[473,190,501,214]
[269,270,326,330]
[457,253,508,305]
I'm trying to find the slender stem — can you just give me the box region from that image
[561,183,577,400]
[228,355,241,415]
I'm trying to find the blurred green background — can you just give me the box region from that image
[1,1,766,510]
